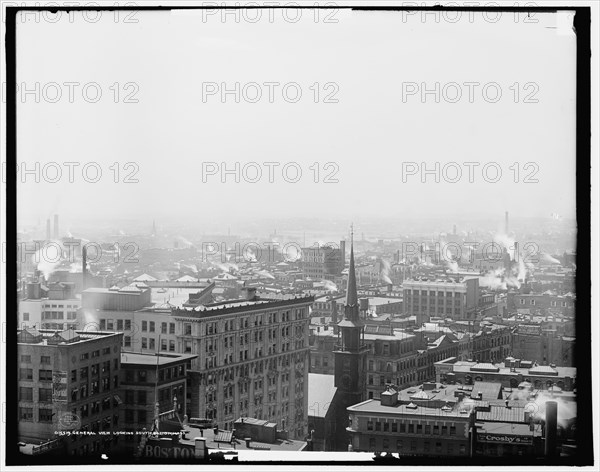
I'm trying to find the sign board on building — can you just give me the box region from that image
[52,370,68,402]
[479,433,533,445]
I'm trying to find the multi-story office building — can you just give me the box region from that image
[172,288,313,439]
[17,328,123,457]
[119,351,197,436]
[301,241,346,281]
[403,277,479,323]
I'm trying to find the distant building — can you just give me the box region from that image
[17,329,123,457]
[403,277,479,324]
[301,241,346,281]
[19,282,80,330]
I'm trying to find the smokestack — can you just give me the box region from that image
[46,219,51,240]
[53,214,59,239]
[544,400,558,457]
[505,211,509,235]
[82,245,87,290]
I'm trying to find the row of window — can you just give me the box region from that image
[367,420,458,436]
[365,437,466,454]
[518,299,569,307]
[19,406,53,422]
[20,355,51,364]
[71,360,118,381]
[41,311,77,320]
[141,337,176,351]
[183,309,308,337]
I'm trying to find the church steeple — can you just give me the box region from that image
[343,225,360,323]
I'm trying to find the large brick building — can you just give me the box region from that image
[171,290,313,439]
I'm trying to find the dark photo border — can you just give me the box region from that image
[4,4,593,466]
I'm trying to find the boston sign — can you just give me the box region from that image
[143,445,196,459]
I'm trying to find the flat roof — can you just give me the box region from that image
[347,399,472,419]
[308,374,336,419]
[121,352,197,366]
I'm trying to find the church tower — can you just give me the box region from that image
[331,225,369,450]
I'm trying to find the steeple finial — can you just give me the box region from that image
[345,224,359,317]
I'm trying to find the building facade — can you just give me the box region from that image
[172,293,313,439]
[17,329,123,457]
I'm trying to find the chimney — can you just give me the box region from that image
[53,214,59,239]
[82,245,87,290]
[46,219,51,240]
[244,437,252,448]
[242,286,256,301]
[544,401,558,457]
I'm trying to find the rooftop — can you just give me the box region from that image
[308,373,336,419]
[121,351,197,366]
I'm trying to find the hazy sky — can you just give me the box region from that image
[14,8,577,226]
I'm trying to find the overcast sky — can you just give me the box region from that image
[14,8,577,227]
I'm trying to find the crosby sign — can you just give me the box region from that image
[480,434,533,445]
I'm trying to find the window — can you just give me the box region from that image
[23,313,30,321]
[39,388,52,402]
[80,352,89,361]
[39,408,53,422]
[138,370,147,382]
[369,438,376,450]
[142,321,148,332]
[142,337,148,349]
[408,424,414,433]
[19,368,32,380]
[392,422,397,433]
[39,369,53,381]
[450,425,456,436]
[169,341,175,352]
[161,339,167,351]
[383,438,389,449]
[149,338,155,350]
[20,355,31,363]
[169,323,175,334]
[137,391,147,403]
[149,322,155,332]
[19,407,33,421]
[107,319,114,330]
[117,320,124,330]
[19,387,33,401]
[184,323,192,335]
[124,336,131,348]
[138,410,147,424]
[184,341,192,353]
[125,320,131,330]
[161,322,167,334]
[367,420,373,431]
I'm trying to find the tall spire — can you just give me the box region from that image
[344,224,359,321]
